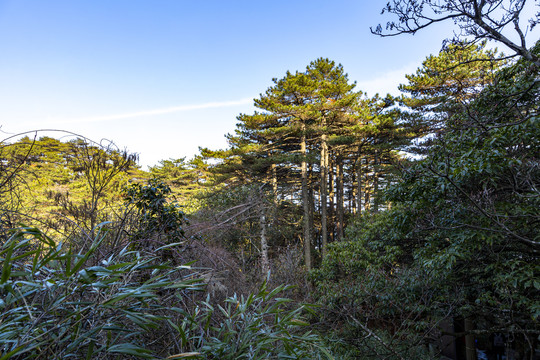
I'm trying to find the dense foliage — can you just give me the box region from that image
[312,38,540,360]
[2,1,539,359]
[0,226,202,359]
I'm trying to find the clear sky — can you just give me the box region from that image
[1,0,537,168]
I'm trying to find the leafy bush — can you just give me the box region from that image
[169,281,334,360]
[123,178,186,244]
[311,213,438,359]
[0,226,202,359]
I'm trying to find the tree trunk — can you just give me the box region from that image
[356,154,362,213]
[364,156,371,212]
[328,156,335,243]
[464,318,477,360]
[301,128,312,270]
[336,155,344,241]
[349,166,356,215]
[271,163,278,205]
[348,164,354,213]
[308,165,315,251]
[260,202,270,277]
[320,133,328,258]
[373,152,379,213]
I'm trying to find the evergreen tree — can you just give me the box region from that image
[399,42,504,150]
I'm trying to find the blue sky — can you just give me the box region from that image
[1,1,538,168]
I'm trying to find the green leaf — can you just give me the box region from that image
[107,343,154,358]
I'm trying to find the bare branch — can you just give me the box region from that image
[373,0,540,66]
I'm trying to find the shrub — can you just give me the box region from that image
[123,178,186,244]
[169,281,334,360]
[0,225,202,359]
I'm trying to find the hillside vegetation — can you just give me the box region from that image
[1,2,539,359]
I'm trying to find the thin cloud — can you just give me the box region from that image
[357,64,418,97]
[42,98,253,125]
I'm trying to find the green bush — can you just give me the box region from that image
[169,281,334,360]
[123,178,186,244]
[0,225,202,359]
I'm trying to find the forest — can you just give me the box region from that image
[0,1,539,359]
